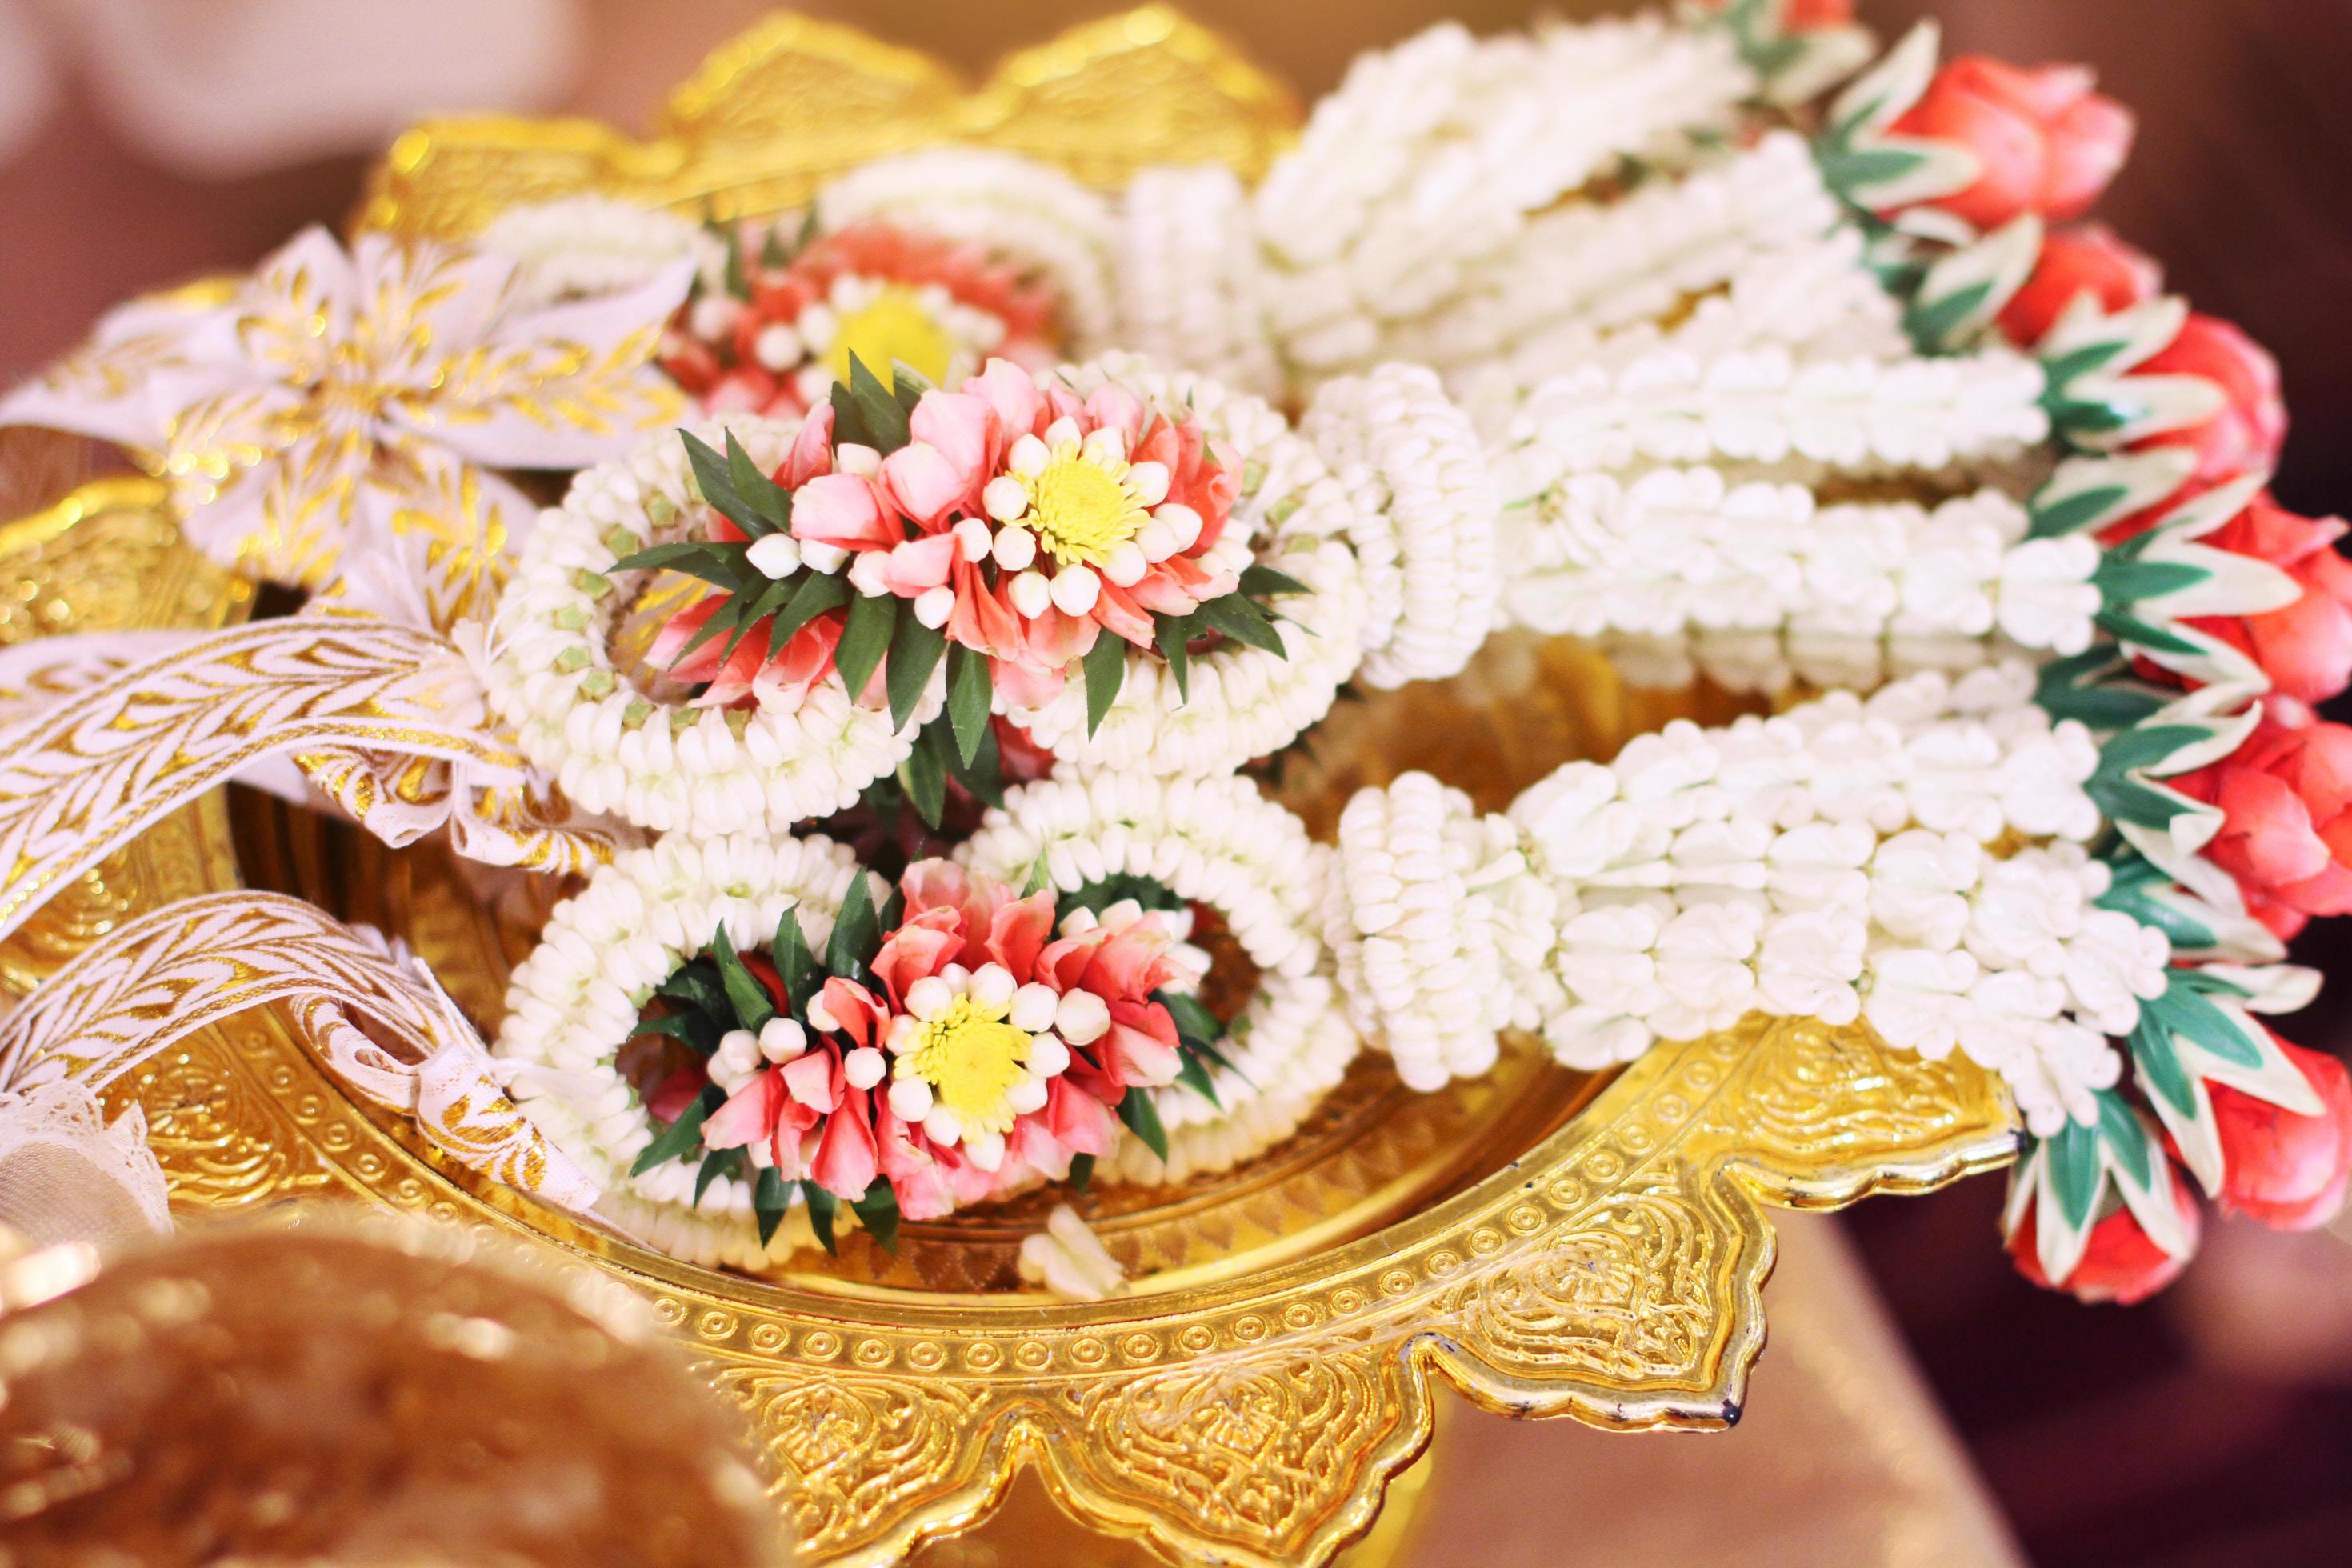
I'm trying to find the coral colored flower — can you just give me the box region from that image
[2184,497,2352,705]
[2203,1038,2352,1230]
[1886,57,2135,230]
[2130,314,2289,485]
[699,859,1195,1218]
[2009,1162,2201,1304]
[798,358,1242,704]
[661,220,1058,419]
[1997,224,2161,346]
[1696,0,1851,27]
[2172,705,2352,941]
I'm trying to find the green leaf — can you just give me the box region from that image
[674,594,749,665]
[1067,1153,1095,1193]
[899,722,948,829]
[1117,1085,1168,1162]
[1174,1048,1222,1109]
[886,612,948,732]
[2046,1118,2103,1231]
[828,378,869,449]
[1062,871,1188,921]
[726,430,794,534]
[2094,1090,2154,1190]
[790,1174,828,1250]
[1817,144,1928,195]
[694,1147,743,1205]
[610,539,754,590]
[844,353,912,454]
[656,960,729,1017]
[875,883,905,942]
[722,573,798,664]
[826,869,880,982]
[2094,557,2210,606]
[2146,981,2264,1071]
[630,1082,726,1176]
[851,1178,902,1254]
[2029,483,2130,541]
[1022,854,1053,898]
[1158,990,1222,1048]
[759,223,787,272]
[2040,339,2130,393]
[774,903,820,1008]
[1195,592,1286,657]
[834,590,898,702]
[946,644,994,766]
[1082,630,1128,737]
[768,570,850,658]
[682,430,773,541]
[1905,278,1995,353]
[1237,564,1311,599]
[1152,612,1193,702]
[710,923,777,1030]
[722,235,750,302]
[2130,1012,2199,1121]
[753,1167,792,1246]
[891,365,930,414]
[945,716,1005,810]
[633,1010,724,1054]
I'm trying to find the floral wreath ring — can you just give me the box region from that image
[483,415,937,835]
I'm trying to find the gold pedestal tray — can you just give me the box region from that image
[0,13,2022,1565]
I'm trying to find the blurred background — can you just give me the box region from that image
[3,2,2349,1563]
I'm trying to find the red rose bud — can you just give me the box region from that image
[2187,497,2352,705]
[2130,314,2288,484]
[1998,224,2162,346]
[1887,57,2135,230]
[2172,704,2352,941]
[2208,1038,2352,1230]
[2009,1162,2201,1305]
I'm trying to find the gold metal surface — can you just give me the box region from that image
[0,12,2023,1563]
[358,6,1301,238]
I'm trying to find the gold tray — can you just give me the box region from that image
[0,14,2022,1565]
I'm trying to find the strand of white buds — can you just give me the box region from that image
[1016,1203,1126,1300]
[484,416,938,836]
[1298,363,1502,687]
[1326,666,2155,1128]
[478,194,706,313]
[1490,345,2050,497]
[1383,132,1873,386]
[1006,358,1368,775]
[960,771,1355,1174]
[1500,471,2101,659]
[1112,166,1283,402]
[493,830,868,1269]
[812,147,1120,350]
[1593,626,2046,702]
[1251,16,1753,384]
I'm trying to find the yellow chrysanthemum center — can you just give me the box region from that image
[900,994,1034,1136]
[1022,453,1151,568]
[823,285,954,388]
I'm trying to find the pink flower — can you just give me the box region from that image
[2202,1037,2352,1230]
[2009,1159,2201,1304]
[2185,497,2352,706]
[787,358,1242,699]
[2130,315,2288,485]
[1886,57,2135,230]
[1997,224,2162,347]
[2172,704,2352,941]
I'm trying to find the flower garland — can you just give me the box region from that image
[502,763,1366,1247]
[1797,21,2352,1299]
[656,150,1115,419]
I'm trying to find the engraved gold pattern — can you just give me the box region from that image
[0,13,2024,1565]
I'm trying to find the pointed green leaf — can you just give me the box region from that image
[722,235,750,302]
[722,573,798,663]
[710,924,778,1030]
[611,539,755,590]
[2093,1090,2155,1190]
[1067,1153,1094,1193]
[793,1176,831,1251]
[767,570,850,658]
[694,1146,743,1205]
[759,223,787,271]
[899,722,948,829]
[1174,1049,1222,1108]
[2046,1118,2104,1231]
[845,352,912,454]
[886,611,948,732]
[1158,990,1222,1048]
[2130,1012,2199,1122]
[946,644,994,766]
[1195,592,1286,657]
[726,430,794,533]
[2029,482,2130,541]
[656,959,728,1015]
[1238,564,1311,599]
[630,1082,726,1176]
[826,870,879,982]
[852,1178,902,1254]
[774,903,819,1008]
[1151,612,1193,702]
[1905,278,1995,353]
[1082,630,1129,737]
[1117,1085,1169,1162]
[682,430,773,540]
[834,590,898,702]
[945,716,1005,810]
[674,594,749,664]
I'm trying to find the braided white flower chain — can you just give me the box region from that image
[1501,470,2100,662]
[1112,166,1282,402]
[483,415,935,836]
[1298,363,1500,688]
[960,772,1352,1181]
[814,148,1120,350]
[1325,665,2171,1133]
[494,831,866,1269]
